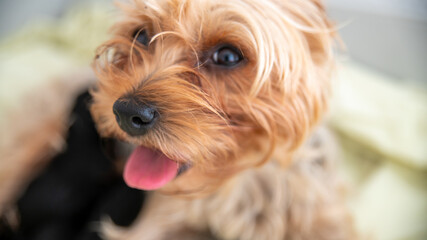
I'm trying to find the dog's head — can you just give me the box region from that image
[90,0,334,195]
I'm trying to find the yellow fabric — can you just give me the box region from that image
[0,4,112,115]
[331,61,427,240]
[331,62,427,169]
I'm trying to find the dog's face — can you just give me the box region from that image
[90,0,334,194]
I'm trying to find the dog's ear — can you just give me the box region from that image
[245,0,336,164]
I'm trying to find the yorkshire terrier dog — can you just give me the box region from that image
[0,0,355,239]
[90,0,355,239]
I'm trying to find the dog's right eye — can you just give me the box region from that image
[212,46,243,67]
[133,29,150,46]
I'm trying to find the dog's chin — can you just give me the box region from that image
[122,145,192,190]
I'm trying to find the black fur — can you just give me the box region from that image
[0,91,145,240]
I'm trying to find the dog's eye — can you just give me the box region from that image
[212,46,242,67]
[133,29,150,46]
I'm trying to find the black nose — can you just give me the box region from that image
[113,98,158,136]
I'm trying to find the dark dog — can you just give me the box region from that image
[1,92,144,240]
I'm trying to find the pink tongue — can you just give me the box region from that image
[124,146,178,190]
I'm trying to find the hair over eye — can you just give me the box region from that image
[133,29,150,46]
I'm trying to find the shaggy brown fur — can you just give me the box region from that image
[92,0,333,194]
[0,0,356,239]
[100,128,354,240]
[89,0,356,239]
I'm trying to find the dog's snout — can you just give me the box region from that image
[113,98,158,136]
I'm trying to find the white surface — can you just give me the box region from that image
[326,0,427,85]
[327,0,427,21]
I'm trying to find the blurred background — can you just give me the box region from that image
[0,0,426,239]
